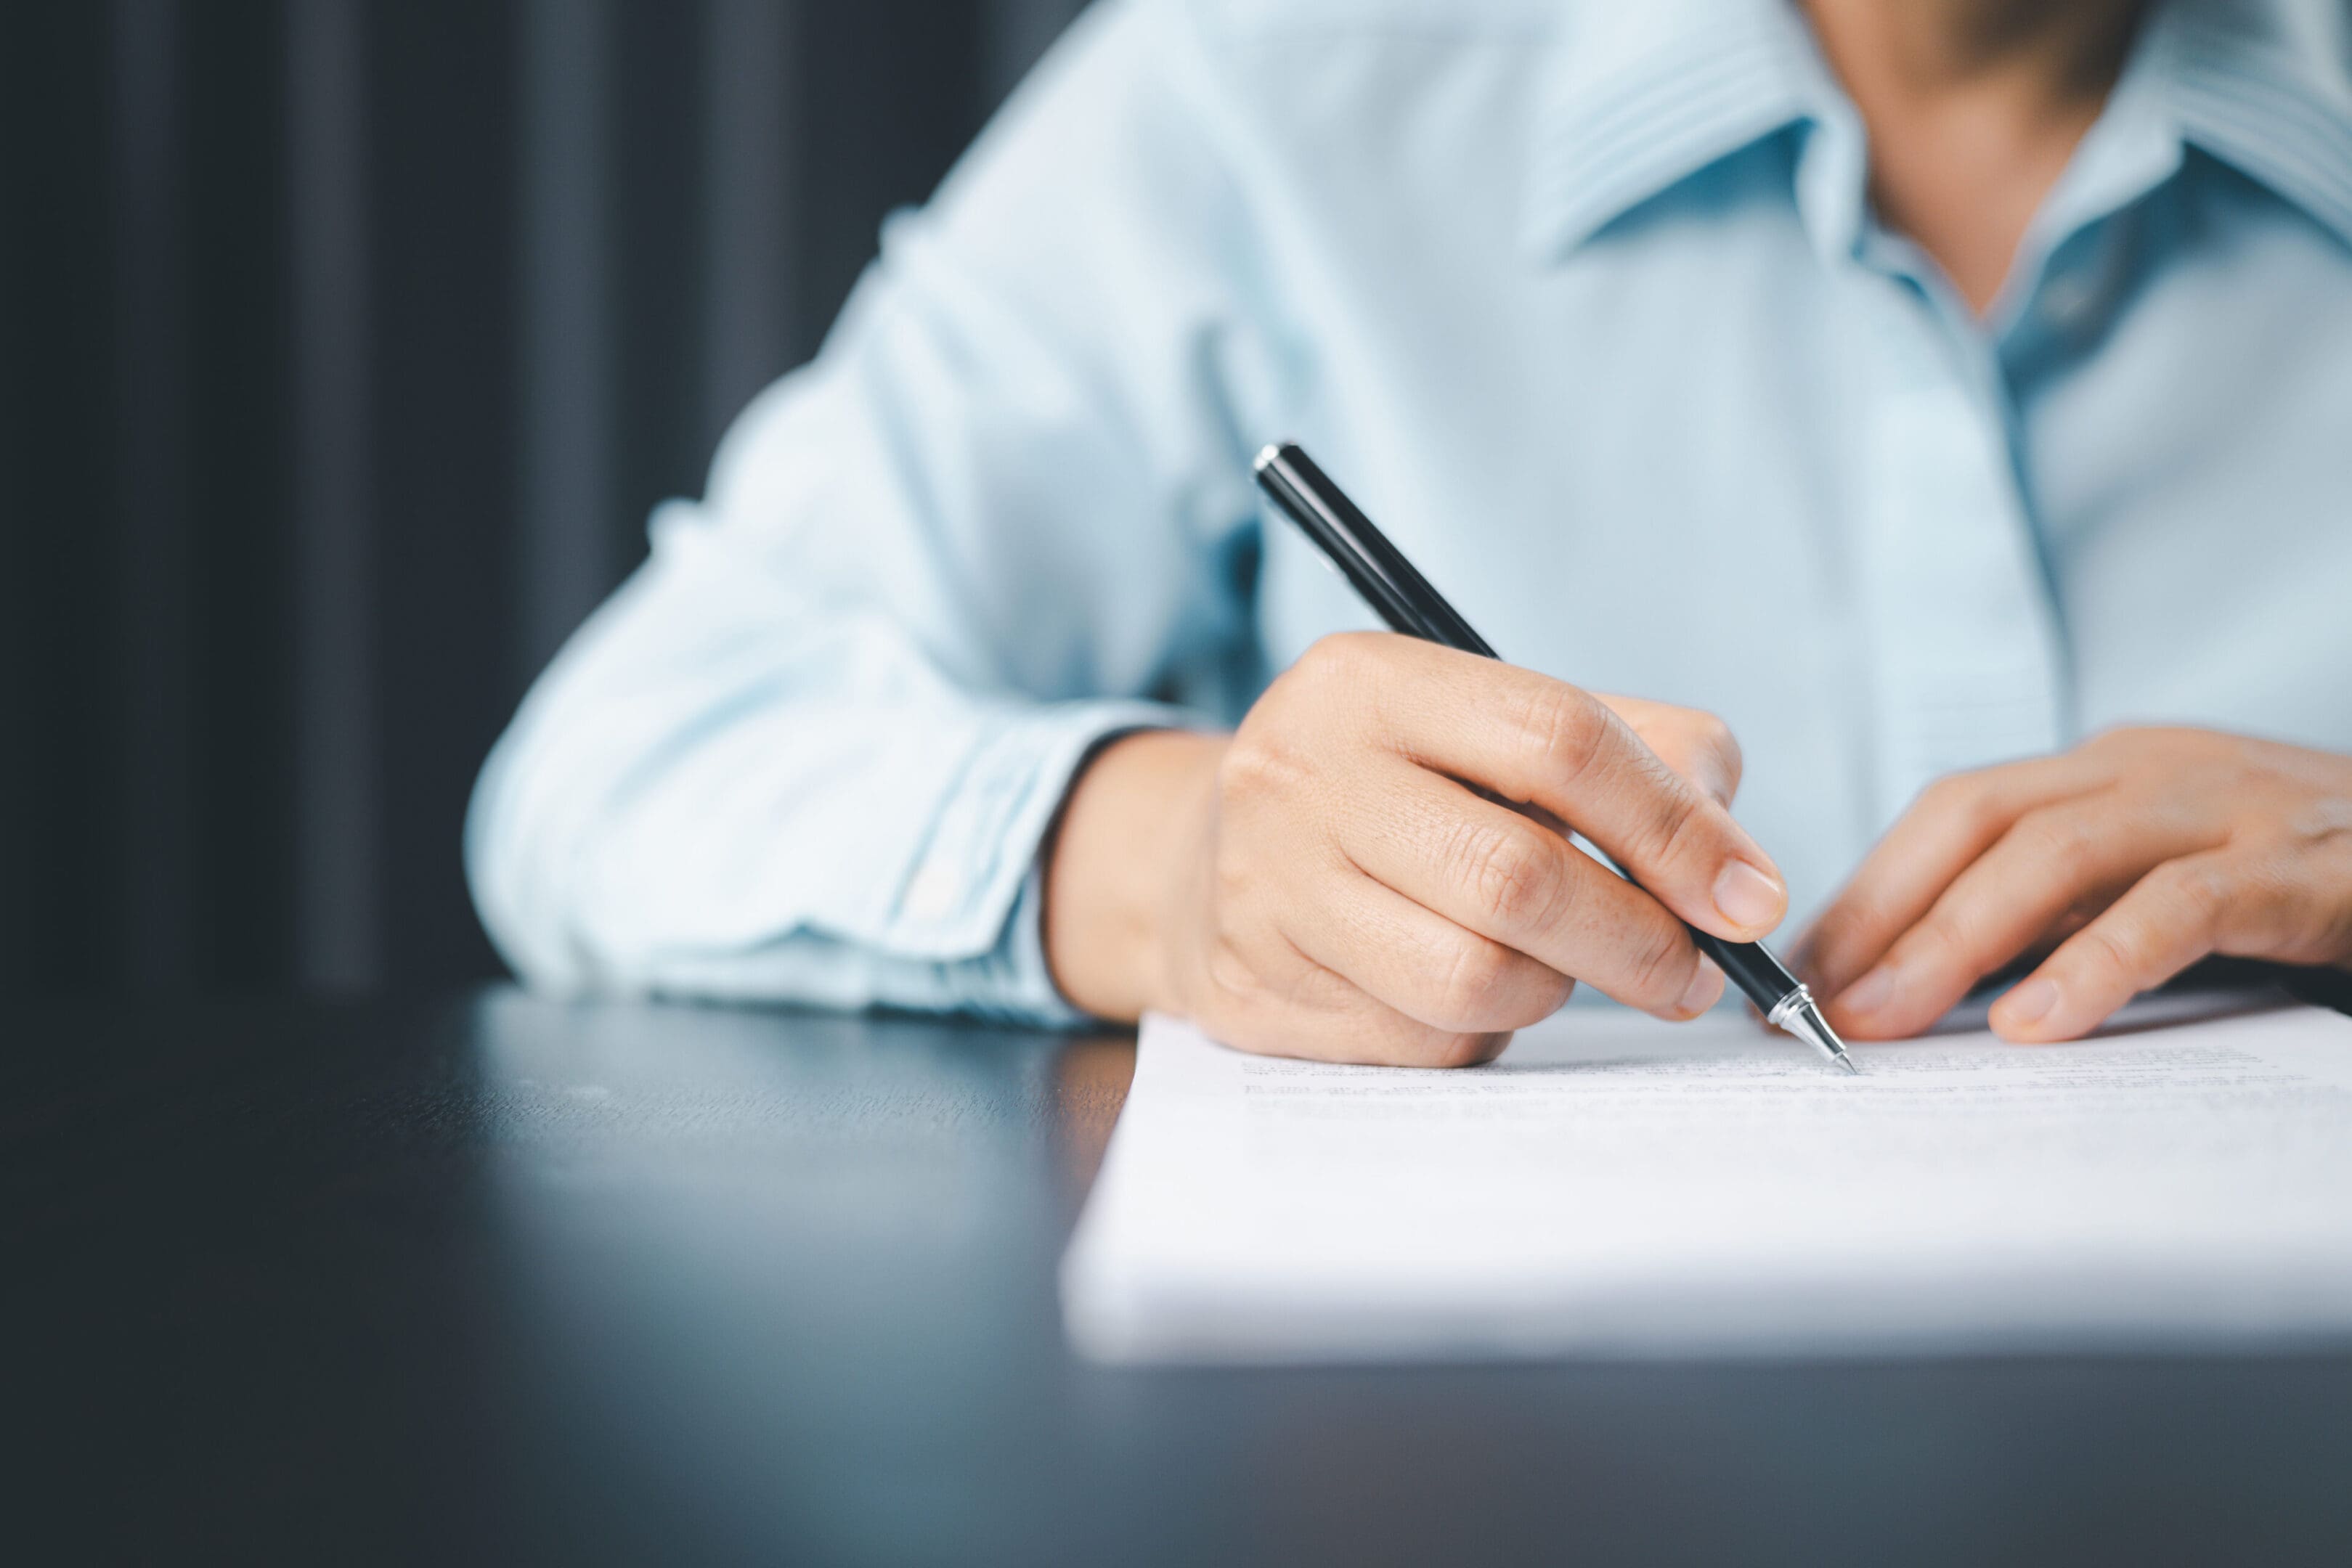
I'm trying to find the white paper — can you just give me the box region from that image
[1062,996,2352,1363]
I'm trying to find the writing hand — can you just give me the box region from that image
[1043,633,1787,1066]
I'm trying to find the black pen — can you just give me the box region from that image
[1253,442,1856,1074]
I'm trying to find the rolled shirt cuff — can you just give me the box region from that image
[881,698,1184,1024]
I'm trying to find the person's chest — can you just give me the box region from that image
[1240,132,2352,918]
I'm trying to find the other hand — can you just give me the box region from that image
[1043,632,1788,1066]
[1799,727,2352,1042]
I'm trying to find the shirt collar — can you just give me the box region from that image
[2152,0,2352,250]
[1522,0,2352,265]
[1519,0,1844,261]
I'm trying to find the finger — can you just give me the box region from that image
[1332,755,1720,1019]
[1327,636,1783,941]
[1796,754,2112,1000]
[1203,931,1513,1068]
[1277,853,1579,1034]
[1591,693,1744,806]
[1823,794,2223,1040]
[1987,852,2242,1041]
[1991,841,2350,1042]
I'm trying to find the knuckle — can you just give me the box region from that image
[2074,921,2145,981]
[2229,855,2304,948]
[1295,632,1355,678]
[2178,727,2234,761]
[1204,932,1264,1000]
[2021,809,2100,880]
[1912,903,1989,969]
[1433,936,1513,1027]
[1296,632,1380,693]
[1267,637,1363,724]
[2288,795,2352,845]
[1515,682,1611,783]
[1216,731,1310,804]
[1958,787,2014,845]
[1454,818,1563,929]
[1916,773,1969,814]
[1917,773,1999,838]
[1633,780,1710,873]
[2154,858,2231,931]
[2086,723,2167,760]
[1680,708,1737,763]
[1272,955,1349,1014]
[1624,917,1693,1007]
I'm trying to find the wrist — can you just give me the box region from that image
[1041,728,1226,1021]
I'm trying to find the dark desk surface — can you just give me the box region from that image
[7,991,2351,1567]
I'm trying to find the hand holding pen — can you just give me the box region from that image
[1253,443,1852,1071]
[1039,447,1841,1071]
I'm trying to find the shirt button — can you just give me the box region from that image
[2038,269,2101,330]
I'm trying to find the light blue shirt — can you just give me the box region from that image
[467,0,2352,1022]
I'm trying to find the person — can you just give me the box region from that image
[465,0,2352,1066]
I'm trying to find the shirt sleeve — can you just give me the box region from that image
[464,0,1287,1021]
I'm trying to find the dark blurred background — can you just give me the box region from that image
[0,0,1091,999]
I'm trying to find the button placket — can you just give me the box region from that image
[1850,283,2067,827]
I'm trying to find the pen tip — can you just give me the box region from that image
[1778,995,1857,1076]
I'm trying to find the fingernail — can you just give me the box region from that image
[1712,861,1785,931]
[1677,960,1725,1018]
[2001,978,2059,1026]
[1839,965,1896,1019]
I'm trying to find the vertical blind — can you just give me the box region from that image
[0,0,1090,997]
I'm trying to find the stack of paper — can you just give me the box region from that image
[1062,999,2352,1362]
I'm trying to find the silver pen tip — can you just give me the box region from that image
[1779,995,1860,1076]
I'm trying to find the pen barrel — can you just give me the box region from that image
[1256,444,1497,658]
[1689,928,1802,1014]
